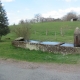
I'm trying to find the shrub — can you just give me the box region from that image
[12,23,31,41]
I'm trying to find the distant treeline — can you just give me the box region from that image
[16,11,80,25]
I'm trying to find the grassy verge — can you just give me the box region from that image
[0,41,80,64]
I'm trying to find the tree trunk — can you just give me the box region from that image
[0,36,2,42]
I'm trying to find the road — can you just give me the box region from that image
[0,59,80,80]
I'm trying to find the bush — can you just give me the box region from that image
[12,23,31,41]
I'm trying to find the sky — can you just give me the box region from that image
[1,0,80,25]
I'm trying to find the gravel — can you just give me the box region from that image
[0,59,80,80]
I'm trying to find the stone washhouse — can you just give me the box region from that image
[12,27,80,54]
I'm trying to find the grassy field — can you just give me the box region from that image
[30,21,80,43]
[0,21,80,64]
[10,21,80,43]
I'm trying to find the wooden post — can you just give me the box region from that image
[46,29,48,36]
[35,31,36,35]
[61,27,63,36]
[55,32,56,40]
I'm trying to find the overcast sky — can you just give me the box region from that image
[1,0,80,25]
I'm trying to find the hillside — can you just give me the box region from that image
[30,21,80,43]
[8,21,80,43]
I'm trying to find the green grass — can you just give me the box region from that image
[30,21,80,43]
[0,41,80,64]
[10,21,80,43]
[0,21,80,64]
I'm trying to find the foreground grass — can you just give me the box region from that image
[0,41,80,64]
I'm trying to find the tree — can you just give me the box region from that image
[0,1,9,41]
[19,19,25,24]
[35,14,41,22]
[62,11,78,21]
[40,17,44,22]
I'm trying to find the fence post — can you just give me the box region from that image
[46,29,48,36]
[61,27,64,36]
[35,31,36,35]
[55,32,56,40]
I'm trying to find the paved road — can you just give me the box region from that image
[0,59,80,80]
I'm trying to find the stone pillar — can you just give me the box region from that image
[74,27,80,47]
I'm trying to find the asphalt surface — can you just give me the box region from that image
[0,59,80,80]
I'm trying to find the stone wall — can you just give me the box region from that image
[12,41,80,54]
[12,41,26,48]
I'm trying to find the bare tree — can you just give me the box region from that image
[62,11,78,21]
[35,14,41,22]
[40,17,44,22]
[25,19,29,23]
[30,18,37,23]
[19,19,25,24]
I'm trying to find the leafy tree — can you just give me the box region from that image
[0,1,9,41]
